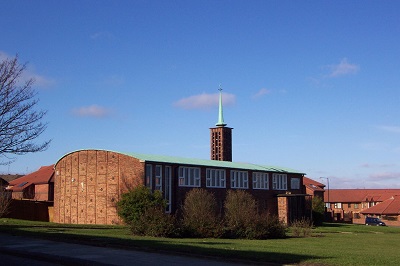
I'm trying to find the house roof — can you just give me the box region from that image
[0,174,23,183]
[361,195,400,215]
[325,189,400,203]
[303,177,325,192]
[8,165,54,192]
[56,149,305,175]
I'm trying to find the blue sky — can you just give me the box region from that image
[1,1,399,189]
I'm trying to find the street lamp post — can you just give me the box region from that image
[320,177,330,209]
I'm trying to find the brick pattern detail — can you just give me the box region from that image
[278,197,289,224]
[54,150,144,225]
[210,127,232,161]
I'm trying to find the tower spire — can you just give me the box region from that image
[216,85,227,127]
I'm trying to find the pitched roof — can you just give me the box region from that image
[325,189,400,203]
[8,165,54,192]
[0,174,23,183]
[303,177,325,192]
[361,195,400,215]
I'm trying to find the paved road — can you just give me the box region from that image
[0,233,258,266]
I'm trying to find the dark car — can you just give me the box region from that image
[365,217,386,226]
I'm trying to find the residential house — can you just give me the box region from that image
[324,189,400,225]
[361,195,400,226]
[7,165,55,201]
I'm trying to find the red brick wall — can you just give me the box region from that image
[54,150,144,225]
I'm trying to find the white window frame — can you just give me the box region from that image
[155,165,162,191]
[272,174,287,190]
[178,166,201,187]
[291,177,300,190]
[145,164,152,189]
[231,170,248,189]
[252,172,269,190]
[206,168,226,188]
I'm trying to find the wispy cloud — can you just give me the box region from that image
[0,51,55,88]
[377,125,400,134]
[252,88,271,99]
[90,31,115,40]
[360,163,396,168]
[72,105,113,118]
[368,172,400,181]
[325,58,359,78]
[173,92,236,110]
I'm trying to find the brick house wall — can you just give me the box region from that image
[53,150,144,225]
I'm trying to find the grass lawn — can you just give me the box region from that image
[1,218,399,265]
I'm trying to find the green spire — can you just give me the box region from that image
[216,86,227,127]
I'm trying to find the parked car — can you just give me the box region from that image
[365,217,386,226]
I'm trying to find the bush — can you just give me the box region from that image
[291,218,313,237]
[117,185,175,236]
[224,190,258,238]
[312,196,325,226]
[182,188,222,238]
[132,206,178,237]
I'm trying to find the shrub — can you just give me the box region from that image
[291,218,313,237]
[117,185,174,236]
[312,196,325,226]
[182,188,222,238]
[133,205,178,237]
[224,190,258,238]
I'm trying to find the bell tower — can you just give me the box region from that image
[210,87,233,161]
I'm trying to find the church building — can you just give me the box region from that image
[53,89,308,225]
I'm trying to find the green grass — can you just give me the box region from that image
[1,219,399,265]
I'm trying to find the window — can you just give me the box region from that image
[348,203,351,208]
[325,202,331,209]
[179,166,200,187]
[272,174,287,190]
[354,203,359,209]
[145,164,152,189]
[206,169,226,188]
[334,203,342,209]
[165,166,172,213]
[291,177,300,189]
[252,172,269,189]
[155,165,162,191]
[231,170,248,189]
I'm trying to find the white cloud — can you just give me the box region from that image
[72,105,113,118]
[377,125,400,134]
[173,92,236,110]
[252,88,271,99]
[325,58,359,78]
[368,172,400,181]
[0,50,55,88]
[90,31,115,40]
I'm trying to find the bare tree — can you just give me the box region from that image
[0,55,50,164]
[0,189,11,217]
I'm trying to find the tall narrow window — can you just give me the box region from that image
[231,170,248,189]
[165,166,172,213]
[155,165,162,191]
[252,172,269,189]
[145,164,152,189]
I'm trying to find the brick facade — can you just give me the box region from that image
[53,150,144,225]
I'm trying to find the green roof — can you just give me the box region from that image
[56,149,304,175]
[124,152,304,174]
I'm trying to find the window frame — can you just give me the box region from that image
[206,168,226,188]
[178,166,201,187]
[272,173,287,190]
[155,165,162,191]
[231,170,249,189]
[291,177,300,190]
[252,172,269,190]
